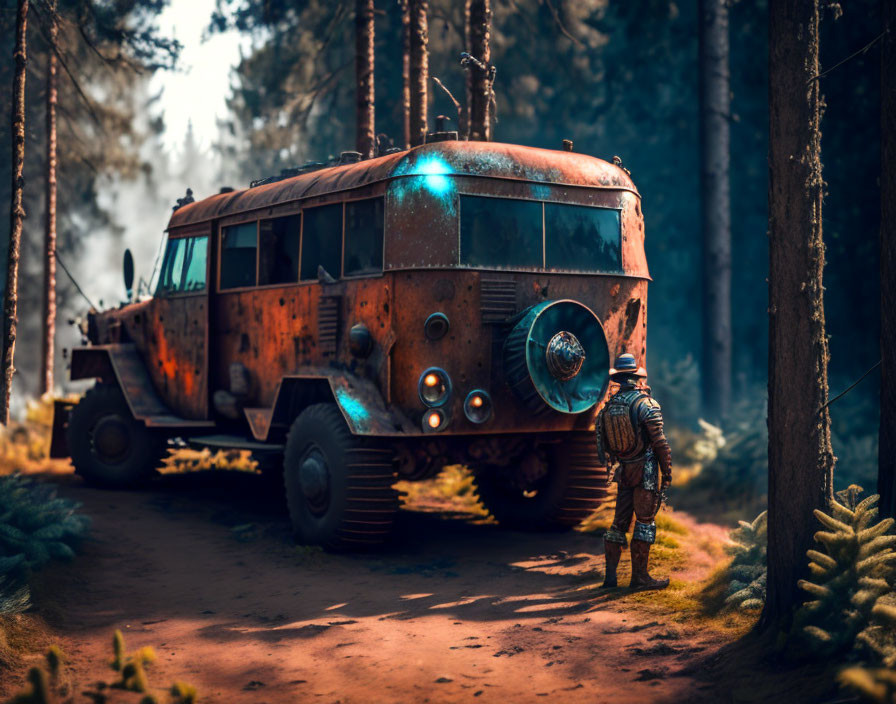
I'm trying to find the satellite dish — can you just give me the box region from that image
[123,249,135,300]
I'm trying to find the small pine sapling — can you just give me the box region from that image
[724,510,767,610]
[795,490,896,657]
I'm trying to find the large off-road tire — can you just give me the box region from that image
[67,384,166,488]
[474,432,610,531]
[283,403,398,550]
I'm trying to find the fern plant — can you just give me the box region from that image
[795,490,896,657]
[724,510,767,610]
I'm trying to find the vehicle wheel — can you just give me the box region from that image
[474,432,609,531]
[67,383,166,488]
[283,403,398,550]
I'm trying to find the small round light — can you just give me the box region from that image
[424,312,450,341]
[422,408,449,432]
[418,367,452,407]
[463,389,493,424]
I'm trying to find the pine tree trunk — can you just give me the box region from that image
[408,0,428,146]
[698,0,732,421]
[879,0,896,519]
[2,0,29,424]
[354,0,375,159]
[42,0,58,397]
[760,0,835,629]
[401,0,411,150]
[466,0,491,141]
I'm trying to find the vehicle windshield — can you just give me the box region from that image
[156,235,208,295]
[459,195,621,273]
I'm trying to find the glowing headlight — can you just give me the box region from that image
[418,367,451,407]
[422,408,449,432]
[463,390,493,424]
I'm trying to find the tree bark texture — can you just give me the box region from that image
[760,0,835,629]
[401,0,411,150]
[466,0,491,141]
[42,0,58,396]
[408,0,428,147]
[698,0,732,421]
[354,0,375,159]
[880,0,896,519]
[3,0,29,424]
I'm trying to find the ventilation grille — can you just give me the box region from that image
[480,279,518,323]
[318,296,340,354]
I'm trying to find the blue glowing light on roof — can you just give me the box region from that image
[414,155,453,195]
[390,153,457,214]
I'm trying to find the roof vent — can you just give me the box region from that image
[426,115,458,143]
[219,186,235,194]
[562,139,574,152]
[339,151,363,164]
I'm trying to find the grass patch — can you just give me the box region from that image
[397,465,491,519]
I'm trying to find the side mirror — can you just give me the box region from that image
[123,249,134,301]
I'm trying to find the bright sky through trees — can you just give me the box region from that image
[149,0,247,151]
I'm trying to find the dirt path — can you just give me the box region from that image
[3,470,732,703]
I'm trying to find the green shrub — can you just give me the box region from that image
[724,510,767,610]
[795,489,896,659]
[0,475,90,614]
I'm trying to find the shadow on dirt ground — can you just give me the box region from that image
[4,469,744,703]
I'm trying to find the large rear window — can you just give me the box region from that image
[458,195,622,273]
[460,196,542,268]
[545,203,622,273]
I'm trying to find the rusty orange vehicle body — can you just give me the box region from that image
[53,139,650,549]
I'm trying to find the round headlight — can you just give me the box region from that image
[422,408,449,432]
[418,367,452,407]
[464,389,493,424]
[424,312,450,341]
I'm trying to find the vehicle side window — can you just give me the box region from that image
[545,203,622,273]
[460,195,542,269]
[155,235,208,295]
[301,203,342,281]
[259,214,301,285]
[220,222,258,290]
[343,198,384,277]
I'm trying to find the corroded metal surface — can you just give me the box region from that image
[70,344,213,428]
[77,140,650,443]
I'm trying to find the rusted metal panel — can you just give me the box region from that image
[140,295,209,420]
[69,344,214,428]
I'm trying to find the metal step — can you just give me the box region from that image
[185,434,285,453]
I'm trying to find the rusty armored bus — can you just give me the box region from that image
[52,138,650,549]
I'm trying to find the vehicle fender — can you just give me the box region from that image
[256,369,415,440]
[68,344,214,430]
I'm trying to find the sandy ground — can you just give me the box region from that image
[1,470,736,703]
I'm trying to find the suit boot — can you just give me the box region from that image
[601,540,623,588]
[629,539,669,591]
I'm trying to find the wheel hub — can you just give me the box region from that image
[92,416,130,462]
[300,450,330,513]
[546,330,586,381]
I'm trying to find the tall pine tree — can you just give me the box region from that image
[761,0,835,628]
